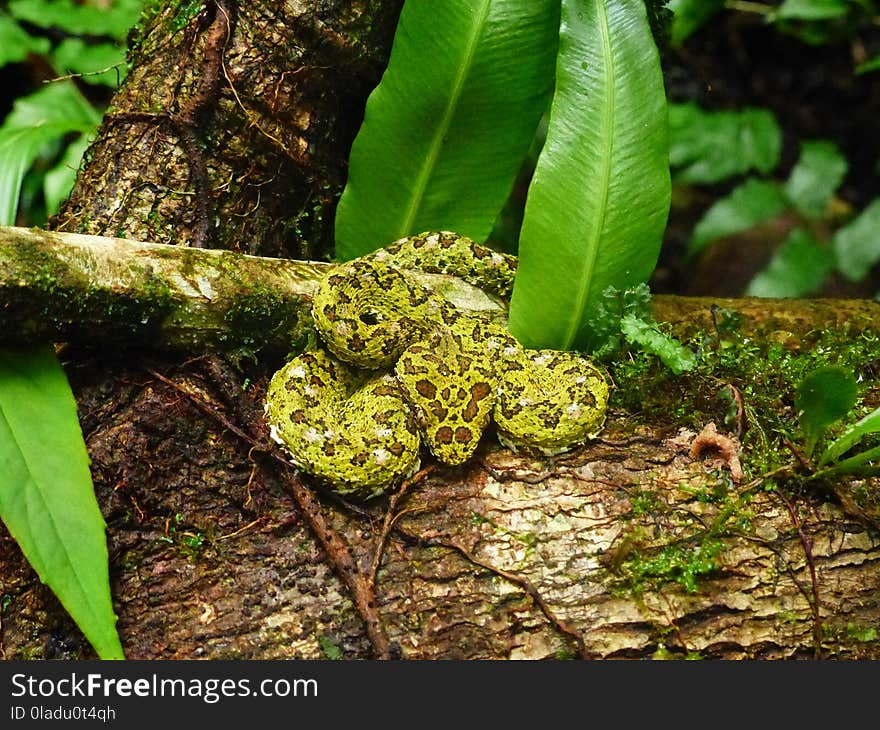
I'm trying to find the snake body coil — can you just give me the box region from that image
[265,232,608,498]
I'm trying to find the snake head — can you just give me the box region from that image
[312,259,430,369]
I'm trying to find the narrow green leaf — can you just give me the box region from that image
[0,130,48,226]
[783,140,847,218]
[774,0,849,20]
[815,445,880,478]
[0,82,100,225]
[745,228,834,298]
[668,0,726,44]
[9,0,142,40]
[620,314,696,374]
[689,178,787,258]
[668,103,781,184]
[0,347,123,659]
[833,199,880,281]
[819,405,880,467]
[335,0,559,259]
[508,0,670,351]
[0,11,51,67]
[795,365,857,457]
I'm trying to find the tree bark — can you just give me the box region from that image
[52,0,405,259]
[1,0,879,661]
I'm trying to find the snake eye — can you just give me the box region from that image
[359,311,380,326]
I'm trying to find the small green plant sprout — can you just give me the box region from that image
[588,284,696,374]
[795,365,880,477]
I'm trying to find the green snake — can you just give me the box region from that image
[264,232,609,499]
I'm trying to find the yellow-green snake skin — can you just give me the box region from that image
[265,231,609,499]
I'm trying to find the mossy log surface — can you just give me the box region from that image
[0,226,503,356]
[2,225,879,355]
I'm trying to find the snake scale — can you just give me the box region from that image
[264,231,609,499]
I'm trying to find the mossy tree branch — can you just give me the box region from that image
[0,226,505,356]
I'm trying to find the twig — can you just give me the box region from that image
[783,437,815,473]
[147,368,255,445]
[777,491,823,658]
[425,536,592,660]
[45,63,124,85]
[147,366,393,659]
[368,465,436,590]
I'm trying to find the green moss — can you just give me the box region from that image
[317,634,344,660]
[777,610,800,624]
[845,623,878,643]
[621,538,725,595]
[135,0,203,44]
[2,236,177,344]
[613,319,880,472]
[16,646,42,660]
[553,647,578,660]
[157,513,211,561]
[8,236,82,292]
[628,487,666,518]
[606,316,880,600]
[221,286,309,356]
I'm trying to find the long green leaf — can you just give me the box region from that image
[0,347,124,659]
[815,445,880,478]
[335,0,559,260]
[508,0,670,351]
[819,406,880,467]
[0,82,100,225]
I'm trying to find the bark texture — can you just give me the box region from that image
[1,0,879,661]
[2,341,879,660]
[53,0,405,258]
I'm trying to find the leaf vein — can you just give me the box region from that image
[561,0,615,349]
[399,0,493,237]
